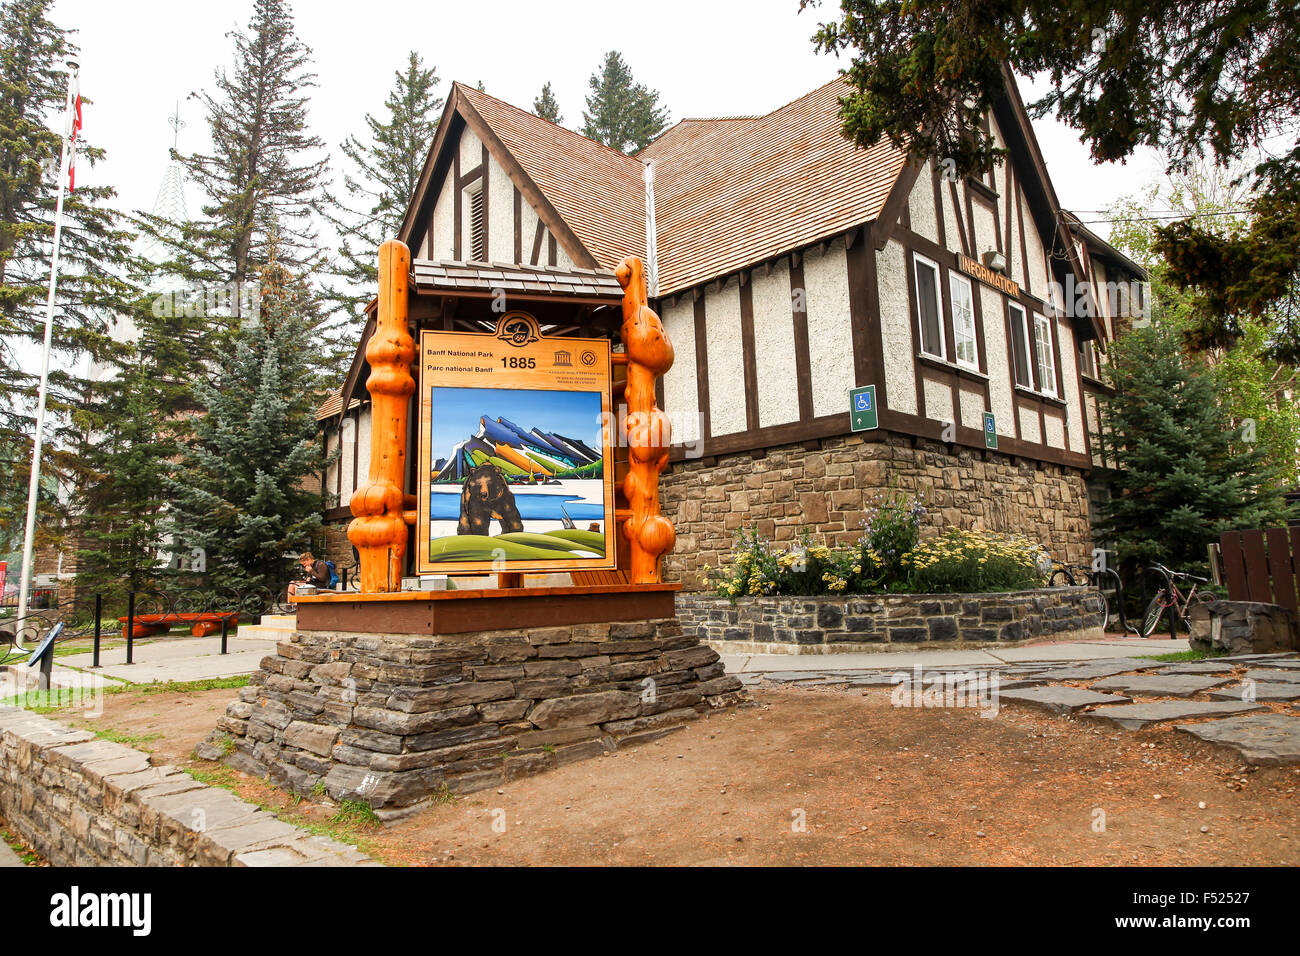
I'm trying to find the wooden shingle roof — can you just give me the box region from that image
[450,79,907,296]
[456,85,647,272]
[412,258,624,300]
[640,79,907,294]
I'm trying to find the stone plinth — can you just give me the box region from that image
[202,618,744,811]
[1189,600,1299,656]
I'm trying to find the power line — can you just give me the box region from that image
[1070,209,1250,225]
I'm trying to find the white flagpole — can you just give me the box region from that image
[14,60,79,644]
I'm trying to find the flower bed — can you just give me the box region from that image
[696,492,1100,653]
[712,492,1046,600]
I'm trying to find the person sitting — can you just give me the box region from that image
[287,551,331,596]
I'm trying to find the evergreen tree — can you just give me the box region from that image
[73,348,175,607]
[163,246,327,596]
[142,0,328,331]
[324,51,442,315]
[1093,322,1292,577]
[533,82,562,125]
[0,0,140,545]
[581,51,668,154]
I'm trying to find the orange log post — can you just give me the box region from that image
[614,256,676,584]
[348,240,416,592]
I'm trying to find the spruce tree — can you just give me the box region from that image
[324,51,441,315]
[163,245,327,596]
[0,0,141,546]
[533,82,562,125]
[73,349,175,608]
[1094,321,1293,577]
[581,51,669,154]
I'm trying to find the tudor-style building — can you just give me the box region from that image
[316,68,1144,588]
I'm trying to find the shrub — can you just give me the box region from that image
[902,529,1047,593]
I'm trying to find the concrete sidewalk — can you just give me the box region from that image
[719,635,1190,674]
[56,635,278,684]
[0,839,24,867]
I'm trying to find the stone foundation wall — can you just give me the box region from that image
[662,431,1092,589]
[679,587,1105,654]
[0,706,372,866]
[1190,600,1300,656]
[205,618,745,811]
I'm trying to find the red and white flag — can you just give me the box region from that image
[66,72,81,192]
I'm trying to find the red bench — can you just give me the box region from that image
[117,612,235,639]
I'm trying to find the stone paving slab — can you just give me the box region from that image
[1242,669,1300,684]
[995,686,1130,715]
[1090,674,1230,698]
[1157,661,1239,675]
[1025,658,1163,682]
[1083,700,1264,730]
[1174,713,1300,766]
[1214,653,1300,663]
[0,839,23,867]
[1209,682,1300,702]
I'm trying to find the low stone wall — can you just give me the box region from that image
[1189,600,1299,656]
[0,706,373,866]
[204,618,745,811]
[679,587,1105,654]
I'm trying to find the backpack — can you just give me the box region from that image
[325,560,339,589]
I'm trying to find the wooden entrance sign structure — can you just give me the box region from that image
[296,239,680,633]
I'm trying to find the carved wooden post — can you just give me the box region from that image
[615,256,676,584]
[348,240,415,592]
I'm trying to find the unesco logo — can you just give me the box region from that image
[579,350,597,367]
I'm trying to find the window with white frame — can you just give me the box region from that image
[1008,301,1032,388]
[913,254,945,359]
[949,273,978,369]
[1033,312,1057,397]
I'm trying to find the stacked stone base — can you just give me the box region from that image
[202,618,744,811]
[1189,600,1299,656]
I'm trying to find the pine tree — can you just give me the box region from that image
[533,82,562,125]
[0,0,141,548]
[324,51,442,315]
[73,348,176,608]
[141,0,328,329]
[581,51,669,154]
[1094,322,1293,577]
[163,245,328,596]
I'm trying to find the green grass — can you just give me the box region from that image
[182,765,378,853]
[0,825,39,866]
[0,674,247,713]
[1137,648,1229,662]
[92,727,162,748]
[430,783,457,805]
[330,800,381,828]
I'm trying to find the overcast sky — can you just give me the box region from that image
[53,0,1165,232]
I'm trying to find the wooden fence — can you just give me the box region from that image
[1218,527,1300,613]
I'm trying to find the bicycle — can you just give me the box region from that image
[1140,563,1214,638]
[1048,562,1122,632]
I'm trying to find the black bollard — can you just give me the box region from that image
[92,593,102,668]
[220,614,229,655]
[126,591,135,665]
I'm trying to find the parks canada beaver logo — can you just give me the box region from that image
[457,463,525,536]
[494,311,540,348]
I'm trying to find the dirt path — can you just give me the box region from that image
[59,683,1300,866]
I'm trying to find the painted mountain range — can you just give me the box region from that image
[433,414,603,483]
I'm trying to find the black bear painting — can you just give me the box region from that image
[457,463,525,536]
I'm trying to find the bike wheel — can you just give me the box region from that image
[1090,587,1111,632]
[1141,592,1169,638]
[1049,568,1076,587]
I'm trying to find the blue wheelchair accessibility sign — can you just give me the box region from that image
[850,385,878,431]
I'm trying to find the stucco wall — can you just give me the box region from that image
[704,278,746,435]
[876,240,917,414]
[803,241,856,418]
[661,296,700,445]
[751,259,800,427]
